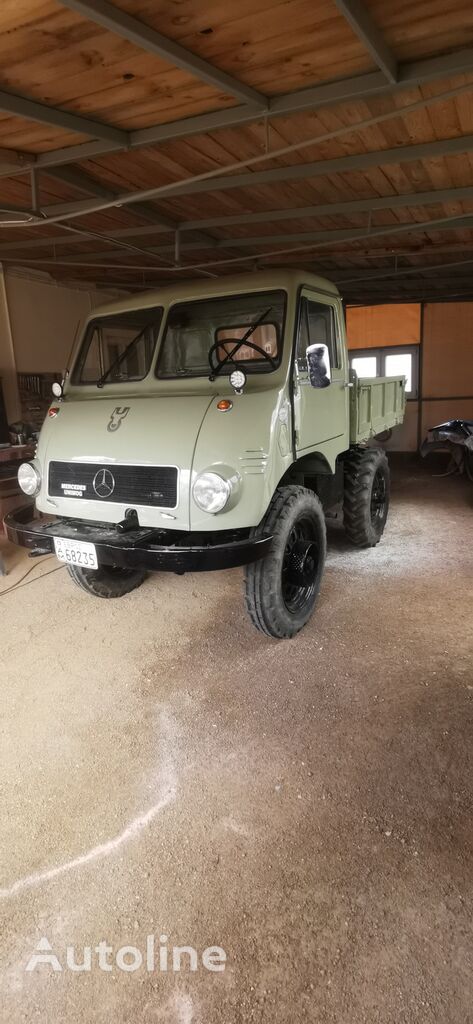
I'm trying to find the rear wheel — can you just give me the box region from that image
[67,563,146,598]
[244,485,326,638]
[343,446,390,548]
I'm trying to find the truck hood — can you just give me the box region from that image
[36,395,213,530]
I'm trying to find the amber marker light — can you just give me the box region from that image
[216,399,233,411]
[48,407,60,417]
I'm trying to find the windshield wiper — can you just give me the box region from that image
[208,306,272,380]
[96,322,152,388]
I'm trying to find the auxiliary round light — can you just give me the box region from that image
[18,462,41,497]
[192,472,231,514]
[229,368,247,393]
[52,381,63,398]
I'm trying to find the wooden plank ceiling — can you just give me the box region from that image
[1,0,473,302]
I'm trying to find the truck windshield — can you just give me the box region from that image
[73,307,163,385]
[156,290,286,378]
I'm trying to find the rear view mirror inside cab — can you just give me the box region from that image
[215,322,278,362]
[306,343,331,388]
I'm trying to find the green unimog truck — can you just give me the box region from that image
[6,270,405,638]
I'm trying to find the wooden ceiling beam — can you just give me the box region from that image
[10,214,473,269]
[57,0,267,109]
[2,185,473,256]
[0,46,472,179]
[43,165,177,230]
[334,257,473,283]
[34,131,473,225]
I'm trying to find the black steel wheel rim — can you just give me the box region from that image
[370,468,387,525]
[281,516,320,614]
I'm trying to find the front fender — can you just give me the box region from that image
[190,389,293,530]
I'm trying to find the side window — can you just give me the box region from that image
[296,298,340,371]
[348,346,418,398]
[351,354,378,379]
[385,351,413,393]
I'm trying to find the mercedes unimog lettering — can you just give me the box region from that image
[7,271,406,638]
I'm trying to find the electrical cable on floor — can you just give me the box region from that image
[0,558,64,597]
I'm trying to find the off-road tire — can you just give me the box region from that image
[67,563,146,598]
[343,446,390,548]
[244,485,326,639]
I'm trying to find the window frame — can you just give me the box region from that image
[155,289,287,380]
[72,307,163,386]
[348,344,419,399]
[296,295,342,374]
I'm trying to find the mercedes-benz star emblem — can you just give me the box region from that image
[93,467,116,498]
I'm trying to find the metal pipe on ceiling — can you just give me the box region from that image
[2,185,473,257]
[5,212,473,275]
[4,46,473,179]
[5,80,473,232]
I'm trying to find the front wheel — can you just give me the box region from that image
[244,486,326,639]
[67,563,146,598]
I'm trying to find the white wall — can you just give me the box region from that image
[0,267,122,422]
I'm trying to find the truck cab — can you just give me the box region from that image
[6,269,405,638]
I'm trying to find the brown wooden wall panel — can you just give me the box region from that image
[421,397,473,437]
[346,303,421,348]
[422,301,473,397]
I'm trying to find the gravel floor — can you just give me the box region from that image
[0,458,472,1024]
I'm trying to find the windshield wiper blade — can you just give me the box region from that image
[96,322,151,388]
[209,306,272,380]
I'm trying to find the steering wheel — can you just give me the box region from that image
[208,337,277,380]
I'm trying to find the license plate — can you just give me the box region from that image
[54,536,98,570]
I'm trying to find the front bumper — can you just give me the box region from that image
[4,505,272,573]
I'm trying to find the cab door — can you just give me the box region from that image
[293,290,349,459]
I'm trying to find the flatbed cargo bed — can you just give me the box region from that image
[350,375,406,444]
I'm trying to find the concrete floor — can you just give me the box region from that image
[1,459,472,1024]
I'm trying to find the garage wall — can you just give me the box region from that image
[346,303,420,452]
[0,267,120,423]
[421,302,473,437]
[346,304,421,349]
[346,301,473,450]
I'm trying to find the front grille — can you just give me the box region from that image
[48,461,178,508]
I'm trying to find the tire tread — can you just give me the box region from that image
[67,564,146,598]
[244,486,326,638]
[343,446,390,548]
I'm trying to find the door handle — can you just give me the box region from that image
[342,382,354,388]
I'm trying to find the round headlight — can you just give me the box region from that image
[52,381,63,398]
[193,472,231,514]
[18,461,41,497]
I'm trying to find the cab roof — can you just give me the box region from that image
[88,268,340,319]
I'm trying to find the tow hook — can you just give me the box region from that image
[117,508,140,533]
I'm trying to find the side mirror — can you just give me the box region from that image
[306,343,331,389]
